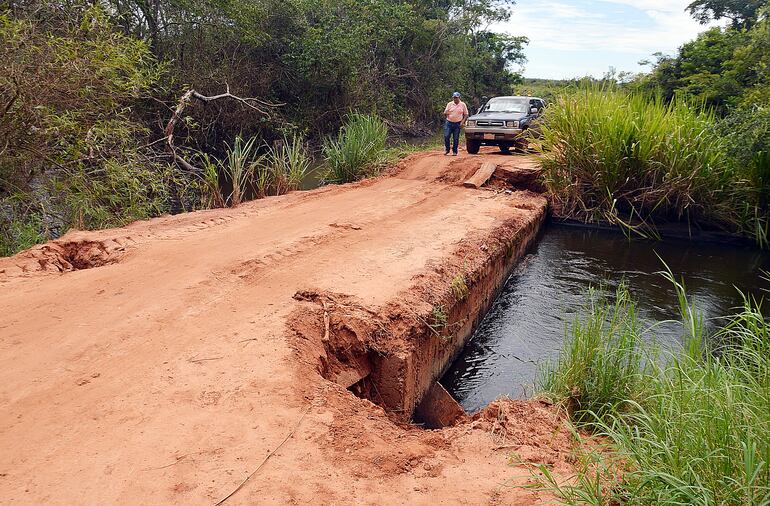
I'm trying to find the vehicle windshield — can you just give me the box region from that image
[483,98,529,113]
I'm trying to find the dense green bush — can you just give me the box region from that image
[632,14,769,112]
[538,87,767,242]
[0,6,194,254]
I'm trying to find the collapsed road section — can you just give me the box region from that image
[0,150,576,505]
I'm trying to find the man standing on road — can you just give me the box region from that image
[443,92,469,156]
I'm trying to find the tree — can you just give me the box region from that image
[687,0,769,28]
[466,31,527,98]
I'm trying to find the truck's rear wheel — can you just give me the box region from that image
[466,139,481,154]
[499,145,511,154]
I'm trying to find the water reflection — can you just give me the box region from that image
[441,225,770,413]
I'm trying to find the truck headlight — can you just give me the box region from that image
[466,120,476,127]
[506,120,519,128]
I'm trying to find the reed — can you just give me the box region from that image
[322,113,388,183]
[538,86,763,241]
[538,272,770,504]
[261,134,311,195]
[221,135,260,207]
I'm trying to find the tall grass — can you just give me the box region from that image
[261,135,311,194]
[222,135,260,207]
[539,86,763,241]
[199,153,226,208]
[538,273,770,505]
[538,284,651,427]
[322,113,388,183]
[208,133,311,207]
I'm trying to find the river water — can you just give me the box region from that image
[441,225,770,413]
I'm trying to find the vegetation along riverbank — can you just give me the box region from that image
[2,0,769,254]
[537,272,769,504]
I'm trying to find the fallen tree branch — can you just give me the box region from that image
[163,84,282,173]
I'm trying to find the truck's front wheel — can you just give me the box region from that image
[466,139,481,154]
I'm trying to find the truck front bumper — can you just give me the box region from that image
[465,127,524,142]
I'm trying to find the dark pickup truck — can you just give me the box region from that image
[464,96,545,154]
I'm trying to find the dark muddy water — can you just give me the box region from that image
[441,225,770,413]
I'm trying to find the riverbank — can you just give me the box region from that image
[0,149,576,504]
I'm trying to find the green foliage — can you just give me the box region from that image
[465,31,528,99]
[539,274,770,505]
[199,153,226,209]
[721,108,770,209]
[687,0,769,28]
[1,0,528,256]
[0,198,46,257]
[0,7,162,189]
[538,284,649,427]
[431,304,449,331]
[322,114,388,183]
[0,5,185,253]
[450,273,469,301]
[55,160,173,230]
[538,86,768,241]
[200,133,311,208]
[261,135,311,194]
[221,135,260,207]
[634,15,770,112]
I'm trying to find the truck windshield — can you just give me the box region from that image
[483,98,528,113]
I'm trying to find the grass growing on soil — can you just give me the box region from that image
[322,114,388,183]
[537,273,770,505]
[260,135,312,195]
[450,273,469,301]
[538,86,769,244]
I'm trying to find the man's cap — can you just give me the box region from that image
[452,92,461,97]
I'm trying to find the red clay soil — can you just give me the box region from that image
[0,148,576,505]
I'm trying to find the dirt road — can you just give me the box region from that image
[0,149,573,504]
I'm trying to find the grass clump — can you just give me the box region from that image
[539,284,650,427]
[539,274,770,505]
[208,133,311,208]
[261,135,311,195]
[450,273,469,301]
[322,114,388,183]
[431,304,448,330]
[0,200,46,257]
[221,135,260,207]
[539,86,766,242]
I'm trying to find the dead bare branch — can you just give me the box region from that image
[163,85,283,173]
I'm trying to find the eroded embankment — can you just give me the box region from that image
[0,149,577,505]
[290,205,545,425]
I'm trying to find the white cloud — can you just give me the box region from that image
[600,0,688,13]
[493,0,721,78]
[528,1,605,19]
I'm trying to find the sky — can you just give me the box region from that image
[494,0,720,80]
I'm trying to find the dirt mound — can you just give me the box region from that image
[471,399,576,468]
